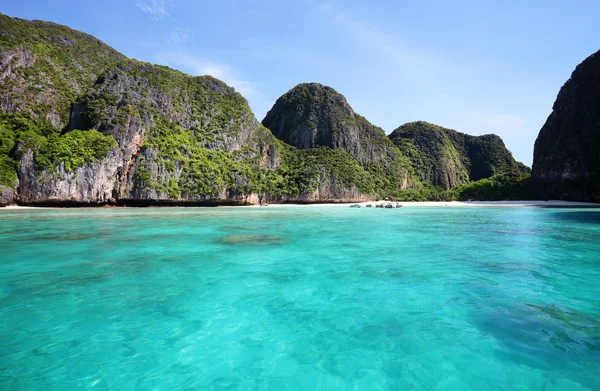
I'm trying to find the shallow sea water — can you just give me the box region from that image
[0,206,599,390]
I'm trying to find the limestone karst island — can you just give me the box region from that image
[1,3,599,391]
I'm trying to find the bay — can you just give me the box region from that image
[0,206,599,390]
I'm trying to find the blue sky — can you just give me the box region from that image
[3,0,600,165]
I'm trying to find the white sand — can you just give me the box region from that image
[265,200,599,208]
[1,200,598,209]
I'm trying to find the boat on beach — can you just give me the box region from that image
[352,201,402,209]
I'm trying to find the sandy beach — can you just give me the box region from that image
[1,200,598,209]
[2,205,43,209]
[265,200,600,208]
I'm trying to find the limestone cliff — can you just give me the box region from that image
[67,60,278,204]
[262,83,420,194]
[0,12,536,206]
[532,50,600,202]
[16,148,122,205]
[0,14,125,128]
[390,121,529,190]
[0,13,378,205]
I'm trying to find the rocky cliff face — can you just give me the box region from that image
[390,121,529,190]
[0,185,14,206]
[0,13,532,205]
[0,13,376,205]
[532,50,600,202]
[0,14,125,128]
[265,167,375,204]
[16,148,122,205]
[263,83,402,164]
[68,60,277,203]
[10,59,288,205]
[262,83,420,194]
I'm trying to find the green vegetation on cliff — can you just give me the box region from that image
[0,112,116,185]
[262,83,403,160]
[390,121,529,190]
[34,130,116,172]
[0,13,125,126]
[0,13,533,204]
[262,83,421,198]
[137,119,265,198]
[453,173,535,201]
[390,122,468,189]
[76,60,255,145]
[385,173,535,202]
[0,113,53,186]
[75,59,278,199]
[0,13,126,190]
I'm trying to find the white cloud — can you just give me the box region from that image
[135,0,168,18]
[155,52,257,96]
[167,27,194,44]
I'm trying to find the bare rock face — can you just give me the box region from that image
[65,60,278,204]
[532,50,600,201]
[16,148,123,205]
[69,62,263,153]
[0,48,35,81]
[0,48,36,115]
[0,185,15,206]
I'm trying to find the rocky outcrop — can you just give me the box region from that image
[262,83,420,192]
[532,50,600,202]
[0,13,532,205]
[263,83,400,165]
[70,62,262,154]
[0,14,125,127]
[16,147,123,205]
[390,121,529,190]
[64,60,280,204]
[0,48,36,115]
[0,185,15,206]
[267,168,375,204]
[0,15,390,205]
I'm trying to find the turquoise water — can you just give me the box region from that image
[0,207,599,390]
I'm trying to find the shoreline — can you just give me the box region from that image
[1,200,599,209]
[265,200,600,208]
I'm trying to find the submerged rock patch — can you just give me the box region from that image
[219,234,284,245]
[223,226,258,230]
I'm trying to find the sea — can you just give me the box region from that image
[0,206,599,390]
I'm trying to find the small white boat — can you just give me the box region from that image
[350,204,361,208]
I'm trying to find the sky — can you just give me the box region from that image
[3,0,600,165]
